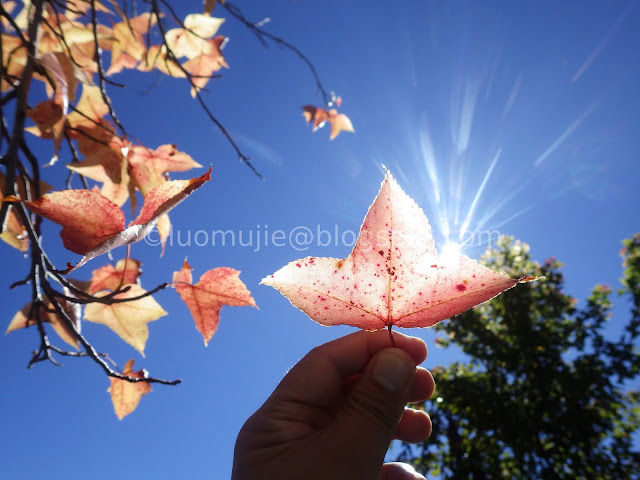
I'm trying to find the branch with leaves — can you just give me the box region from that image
[1,0,352,418]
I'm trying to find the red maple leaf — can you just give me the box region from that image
[9,168,211,271]
[262,171,536,336]
[173,260,257,346]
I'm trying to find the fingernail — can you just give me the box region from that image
[371,350,413,392]
[397,463,426,479]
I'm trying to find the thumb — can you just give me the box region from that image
[331,348,416,470]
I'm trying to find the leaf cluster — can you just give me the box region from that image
[1,0,351,418]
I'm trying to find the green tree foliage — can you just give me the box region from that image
[398,235,640,479]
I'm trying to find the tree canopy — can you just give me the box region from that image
[398,234,640,479]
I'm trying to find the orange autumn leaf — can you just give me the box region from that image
[328,111,355,140]
[1,33,28,91]
[106,12,156,75]
[0,173,28,252]
[182,36,229,97]
[128,144,202,197]
[26,99,64,130]
[127,143,201,250]
[0,205,28,252]
[0,171,51,252]
[7,295,81,350]
[302,105,355,140]
[173,260,256,346]
[137,44,186,77]
[67,136,131,207]
[107,359,151,419]
[63,0,112,19]
[129,167,210,227]
[88,259,142,294]
[165,15,225,60]
[12,167,211,270]
[0,1,17,27]
[302,105,328,130]
[65,84,110,130]
[26,99,66,156]
[15,188,126,255]
[26,84,113,163]
[85,284,167,356]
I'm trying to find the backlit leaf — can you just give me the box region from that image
[85,284,166,356]
[107,359,151,419]
[7,296,81,350]
[88,259,142,294]
[262,171,535,332]
[173,260,256,345]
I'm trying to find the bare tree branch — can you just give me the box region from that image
[222,1,332,106]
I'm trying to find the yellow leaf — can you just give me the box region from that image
[84,284,166,356]
[7,300,80,350]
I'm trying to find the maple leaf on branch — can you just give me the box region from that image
[5,167,212,271]
[302,105,354,140]
[262,171,537,340]
[106,12,156,76]
[107,359,152,419]
[173,260,257,346]
[25,83,113,163]
[7,297,81,350]
[0,172,28,252]
[127,143,202,198]
[88,258,142,294]
[85,283,167,356]
[0,0,363,409]
[164,14,225,59]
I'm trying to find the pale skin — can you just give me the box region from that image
[232,330,435,480]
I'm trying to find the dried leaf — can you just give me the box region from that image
[66,137,130,207]
[137,45,186,77]
[106,13,155,75]
[89,259,142,294]
[85,284,166,356]
[128,144,201,196]
[66,84,110,129]
[130,166,211,227]
[302,105,354,140]
[173,260,256,345]
[165,16,225,60]
[182,36,228,97]
[17,189,125,255]
[107,359,151,419]
[0,204,28,252]
[14,167,211,270]
[7,298,80,350]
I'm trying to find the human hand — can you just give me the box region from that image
[232,330,435,480]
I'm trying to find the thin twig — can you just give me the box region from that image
[65,134,89,189]
[90,0,127,135]
[222,1,332,106]
[0,0,44,233]
[146,0,264,179]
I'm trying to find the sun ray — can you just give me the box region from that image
[460,149,501,239]
[533,102,598,167]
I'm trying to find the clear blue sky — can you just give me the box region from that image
[1,1,639,478]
